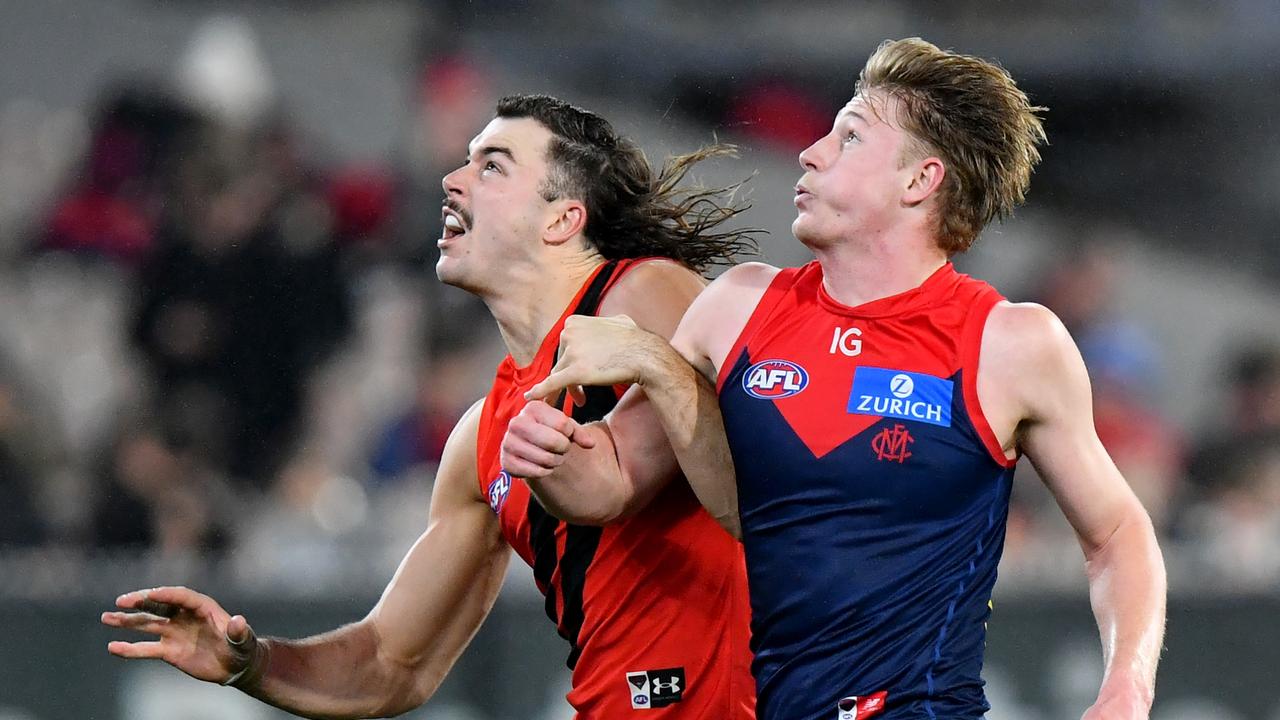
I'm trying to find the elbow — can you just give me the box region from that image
[372,700,419,719]
[398,678,440,716]
[1082,498,1161,571]
[361,622,439,718]
[370,669,440,718]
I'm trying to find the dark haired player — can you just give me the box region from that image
[104,95,756,719]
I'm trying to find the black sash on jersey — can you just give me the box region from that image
[526,260,620,669]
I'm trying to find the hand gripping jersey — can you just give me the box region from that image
[716,262,1017,720]
[476,259,755,719]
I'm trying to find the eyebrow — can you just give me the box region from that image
[841,109,868,124]
[475,144,517,163]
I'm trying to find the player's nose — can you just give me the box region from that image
[798,138,823,172]
[441,166,466,197]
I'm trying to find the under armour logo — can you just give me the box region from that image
[626,667,685,709]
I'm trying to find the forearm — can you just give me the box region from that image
[526,424,632,525]
[241,620,425,719]
[638,340,740,538]
[1083,504,1167,708]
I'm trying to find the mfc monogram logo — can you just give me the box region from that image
[871,424,914,463]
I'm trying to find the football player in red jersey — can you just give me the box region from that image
[504,40,1166,720]
[102,95,757,719]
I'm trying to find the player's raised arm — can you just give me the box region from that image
[985,302,1166,719]
[503,260,703,525]
[103,400,510,719]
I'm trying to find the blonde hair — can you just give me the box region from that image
[857,38,1047,254]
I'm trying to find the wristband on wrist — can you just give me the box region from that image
[221,635,269,690]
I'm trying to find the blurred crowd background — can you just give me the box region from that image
[1,2,1279,719]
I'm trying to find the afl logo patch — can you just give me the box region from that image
[743,359,809,399]
[487,471,511,514]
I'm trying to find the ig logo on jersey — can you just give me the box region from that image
[486,471,511,514]
[743,359,809,399]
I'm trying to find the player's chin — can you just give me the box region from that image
[435,255,467,287]
[791,217,823,248]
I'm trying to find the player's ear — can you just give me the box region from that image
[544,199,587,247]
[902,156,945,206]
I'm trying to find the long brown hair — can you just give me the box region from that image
[496,94,760,272]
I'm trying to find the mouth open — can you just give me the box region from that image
[441,207,468,241]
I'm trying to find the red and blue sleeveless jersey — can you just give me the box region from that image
[716,261,1016,720]
[477,260,755,719]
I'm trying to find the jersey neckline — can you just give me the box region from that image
[814,261,961,318]
[505,261,612,385]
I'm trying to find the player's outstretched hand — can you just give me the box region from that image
[102,586,261,686]
[524,315,657,404]
[502,399,597,478]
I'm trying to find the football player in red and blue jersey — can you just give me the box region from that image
[102,95,757,719]
[503,39,1166,720]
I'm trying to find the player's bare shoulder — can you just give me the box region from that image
[977,301,1084,443]
[709,261,782,291]
[598,259,706,340]
[687,262,782,374]
[983,301,1077,375]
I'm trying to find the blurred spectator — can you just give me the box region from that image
[724,73,831,152]
[1212,344,1280,437]
[327,165,397,249]
[90,422,231,557]
[1186,343,1280,495]
[1179,344,1280,583]
[130,114,352,489]
[37,86,200,266]
[0,359,55,547]
[176,15,274,130]
[369,341,491,484]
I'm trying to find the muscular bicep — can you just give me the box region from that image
[599,385,683,515]
[368,401,509,689]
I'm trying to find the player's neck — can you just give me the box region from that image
[813,232,947,308]
[486,251,606,367]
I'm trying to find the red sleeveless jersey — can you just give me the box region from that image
[476,259,755,719]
